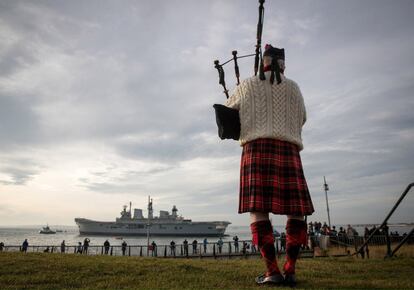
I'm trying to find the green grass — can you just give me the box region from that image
[0,252,413,289]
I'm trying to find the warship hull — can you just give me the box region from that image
[75,218,229,236]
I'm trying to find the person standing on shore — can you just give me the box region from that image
[192,240,198,254]
[21,239,28,253]
[224,44,314,286]
[183,239,189,256]
[83,238,90,255]
[347,224,357,238]
[217,237,223,254]
[77,242,83,254]
[170,240,176,256]
[203,238,208,254]
[60,240,66,253]
[233,236,239,253]
[151,241,157,257]
[121,241,127,256]
[104,240,110,255]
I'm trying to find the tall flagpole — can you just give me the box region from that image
[323,176,331,228]
[146,195,152,256]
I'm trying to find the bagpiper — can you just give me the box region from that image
[224,43,314,286]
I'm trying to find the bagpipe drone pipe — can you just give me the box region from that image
[212,0,268,140]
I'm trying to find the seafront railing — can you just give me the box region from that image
[0,238,314,258]
[354,182,414,258]
[2,235,410,258]
[0,240,259,258]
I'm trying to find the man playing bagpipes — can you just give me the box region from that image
[226,43,314,286]
[224,44,314,286]
[213,1,314,286]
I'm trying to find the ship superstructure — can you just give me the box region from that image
[39,225,56,234]
[75,197,230,236]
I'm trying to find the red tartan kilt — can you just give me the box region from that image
[239,138,314,216]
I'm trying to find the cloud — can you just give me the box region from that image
[0,157,41,185]
[0,0,413,226]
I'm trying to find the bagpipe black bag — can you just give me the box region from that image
[213,104,240,140]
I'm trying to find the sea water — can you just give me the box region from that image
[0,224,411,247]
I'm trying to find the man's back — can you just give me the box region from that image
[226,72,306,149]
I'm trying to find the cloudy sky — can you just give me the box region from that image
[0,0,413,227]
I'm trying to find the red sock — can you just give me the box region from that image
[250,220,280,276]
[284,219,307,275]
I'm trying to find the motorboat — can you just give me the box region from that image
[39,225,56,234]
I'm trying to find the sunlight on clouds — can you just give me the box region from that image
[0,0,413,226]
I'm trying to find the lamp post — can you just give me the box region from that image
[146,195,152,256]
[323,176,331,228]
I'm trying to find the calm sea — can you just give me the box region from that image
[0,224,412,247]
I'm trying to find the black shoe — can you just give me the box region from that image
[255,273,285,285]
[284,274,297,287]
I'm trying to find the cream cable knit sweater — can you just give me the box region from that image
[225,71,307,150]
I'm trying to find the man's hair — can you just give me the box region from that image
[263,55,285,73]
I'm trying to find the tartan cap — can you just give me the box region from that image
[263,44,285,60]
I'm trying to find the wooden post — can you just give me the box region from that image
[110,246,113,256]
[140,246,143,257]
[164,245,167,257]
[213,244,216,259]
[128,246,131,256]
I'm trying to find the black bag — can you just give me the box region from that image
[213,104,240,140]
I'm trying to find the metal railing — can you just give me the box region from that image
[0,240,259,258]
[354,182,414,258]
[0,238,315,259]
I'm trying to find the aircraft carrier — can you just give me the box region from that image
[75,197,231,236]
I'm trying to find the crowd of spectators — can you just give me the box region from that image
[1,227,411,256]
[305,221,412,248]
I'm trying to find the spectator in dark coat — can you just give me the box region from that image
[121,241,127,256]
[22,239,29,253]
[83,238,90,255]
[60,240,66,253]
[77,242,83,254]
[183,239,189,256]
[170,240,176,256]
[151,241,157,257]
[233,236,239,253]
[104,240,110,255]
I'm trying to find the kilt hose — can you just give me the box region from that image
[239,138,314,216]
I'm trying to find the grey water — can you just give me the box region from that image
[0,224,411,247]
[0,225,252,247]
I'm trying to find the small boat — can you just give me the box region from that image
[39,225,56,234]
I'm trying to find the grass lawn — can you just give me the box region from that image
[0,252,413,289]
